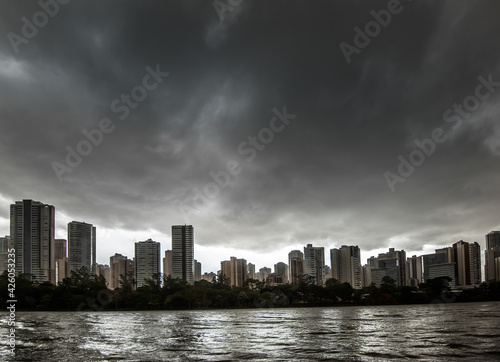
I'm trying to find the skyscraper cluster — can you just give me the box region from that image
[2,199,199,289]
[8,199,96,283]
[2,199,498,291]
[96,225,198,289]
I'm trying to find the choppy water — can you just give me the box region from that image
[2,301,500,361]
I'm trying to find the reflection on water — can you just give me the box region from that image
[1,301,500,361]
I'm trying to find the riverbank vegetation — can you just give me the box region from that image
[2,269,500,311]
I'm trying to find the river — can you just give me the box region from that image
[2,301,500,361]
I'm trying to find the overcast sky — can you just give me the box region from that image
[1,0,499,274]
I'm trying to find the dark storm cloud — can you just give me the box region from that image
[1,0,499,263]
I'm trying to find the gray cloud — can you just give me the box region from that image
[1,0,499,271]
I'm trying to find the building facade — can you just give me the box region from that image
[485,231,500,282]
[171,225,194,284]
[247,262,256,280]
[304,244,325,286]
[95,264,111,286]
[110,253,134,290]
[258,267,272,282]
[423,248,456,286]
[54,238,69,283]
[10,199,56,283]
[405,255,423,287]
[274,262,288,284]
[288,250,304,285]
[135,239,160,288]
[194,259,202,282]
[453,240,481,286]
[0,236,13,274]
[367,248,406,287]
[68,221,96,274]
[163,250,172,278]
[221,257,247,287]
[330,245,362,289]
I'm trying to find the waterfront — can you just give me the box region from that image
[2,301,500,361]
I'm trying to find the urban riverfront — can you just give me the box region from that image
[2,301,499,361]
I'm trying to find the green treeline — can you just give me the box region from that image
[2,269,500,311]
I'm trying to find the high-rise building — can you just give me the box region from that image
[361,264,371,287]
[247,262,256,280]
[68,221,96,274]
[135,239,160,288]
[0,236,13,274]
[171,225,194,284]
[110,253,134,290]
[194,259,202,282]
[95,264,110,286]
[405,255,423,287]
[367,248,406,287]
[163,250,172,278]
[422,249,456,286]
[428,263,456,285]
[324,265,332,280]
[221,260,231,284]
[486,231,500,249]
[258,267,272,282]
[220,257,247,287]
[496,258,500,281]
[288,250,304,285]
[453,240,481,286]
[274,262,288,284]
[330,245,362,289]
[485,231,500,282]
[469,242,481,285]
[304,244,325,286]
[54,239,67,260]
[54,239,69,283]
[453,240,471,286]
[233,257,247,287]
[10,199,56,283]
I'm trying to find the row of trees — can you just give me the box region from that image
[2,269,500,311]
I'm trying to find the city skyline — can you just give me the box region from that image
[1,197,497,293]
[1,2,500,279]
[0,198,497,277]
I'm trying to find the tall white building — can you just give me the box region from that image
[171,225,194,284]
[135,239,160,288]
[11,199,56,283]
[330,245,362,289]
[304,244,325,286]
[68,221,96,274]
